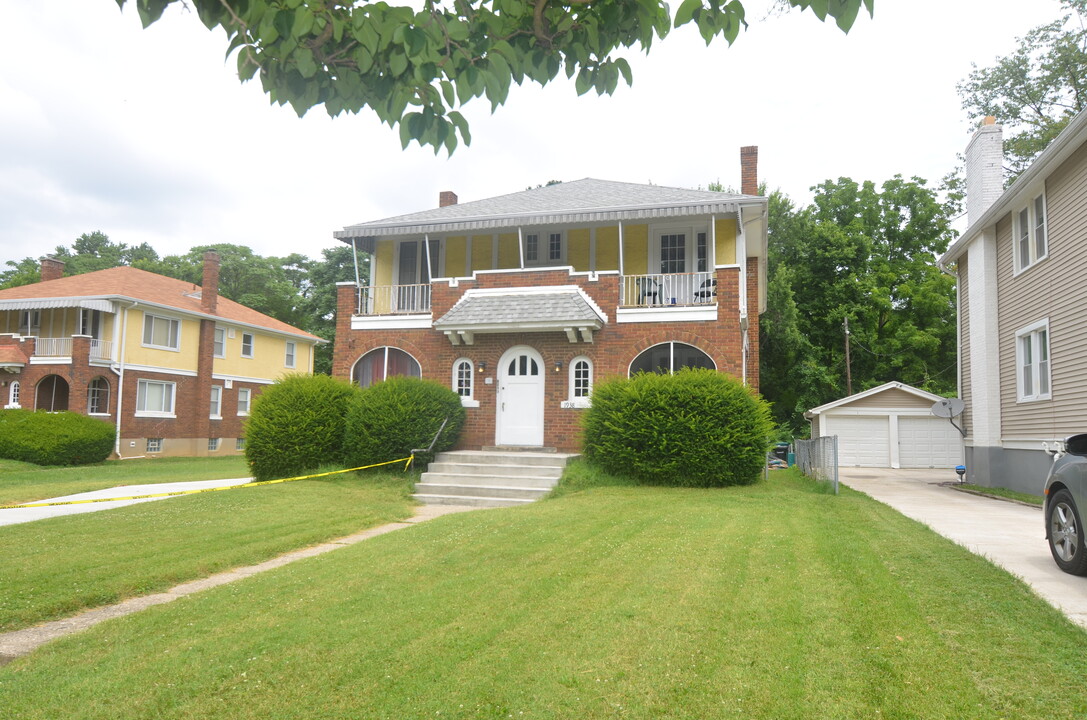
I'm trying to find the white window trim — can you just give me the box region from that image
[208,438,220,452]
[452,358,479,407]
[142,313,182,352]
[213,327,226,359]
[87,377,110,416]
[523,230,566,267]
[566,355,593,408]
[135,379,177,418]
[649,224,711,275]
[5,380,21,409]
[1012,190,1048,275]
[627,341,718,376]
[210,385,223,420]
[1016,318,1051,402]
[241,332,254,359]
[284,341,296,369]
[237,387,251,416]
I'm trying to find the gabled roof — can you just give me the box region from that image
[941,107,1087,264]
[335,178,764,240]
[0,266,320,341]
[805,381,945,415]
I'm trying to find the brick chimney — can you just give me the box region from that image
[201,251,220,314]
[965,116,1003,227]
[439,191,458,208]
[740,146,758,196]
[40,257,65,283]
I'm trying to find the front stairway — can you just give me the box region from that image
[413,449,578,508]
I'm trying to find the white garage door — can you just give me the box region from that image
[825,415,890,467]
[898,416,964,468]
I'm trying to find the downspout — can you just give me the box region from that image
[736,206,749,385]
[113,301,137,458]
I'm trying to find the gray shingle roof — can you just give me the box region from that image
[335,178,760,240]
[435,289,605,332]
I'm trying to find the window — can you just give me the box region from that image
[213,328,226,358]
[5,380,20,409]
[208,438,220,452]
[1014,192,1048,272]
[696,232,709,272]
[1017,320,1051,402]
[452,358,478,407]
[146,437,163,453]
[548,232,563,262]
[142,313,180,350]
[210,385,222,419]
[352,347,422,388]
[136,379,176,417]
[660,232,687,274]
[524,231,564,266]
[237,388,251,415]
[20,310,40,335]
[236,437,247,451]
[241,332,254,358]
[525,233,539,263]
[629,342,716,376]
[285,341,296,368]
[565,356,593,408]
[78,309,101,338]
[87,377,110,415]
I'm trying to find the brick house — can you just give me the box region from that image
[0,253,321,458]
[332,149,768,452]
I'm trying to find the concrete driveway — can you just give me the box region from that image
[839,466,1087,629]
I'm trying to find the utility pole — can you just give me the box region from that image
[843,316,853,396]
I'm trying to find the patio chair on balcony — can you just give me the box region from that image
[694,277,717,302]
[636,277,661,306]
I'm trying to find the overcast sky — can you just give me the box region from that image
[0,0,1065,267]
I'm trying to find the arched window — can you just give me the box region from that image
[87,377,110,415]
[5,380,20,409]
[351,347,422,388]
[36,375,70,412]
[567,356,593,407]
[452,358,479,407]
[629,342,716,376]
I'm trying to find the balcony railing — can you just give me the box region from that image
[33,337,73,357]
[90,339,113,361]
[356,284,432,316]
[620,272,717,308]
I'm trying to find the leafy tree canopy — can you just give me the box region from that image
[958,0,1087,180]
[116,0,872,153]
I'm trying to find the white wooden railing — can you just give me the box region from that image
[33,337,73,357]
[356,284,432,315]
[90,339,113,361]
[620,272,717,308]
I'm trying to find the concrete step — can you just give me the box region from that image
[415,450,578,508]
[432,450,576,468]
[425,463,563,480]
[421,472,560,488]
[414,482,552,500]
[412,493,535,508]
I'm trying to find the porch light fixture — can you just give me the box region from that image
[554,360,563,373]
[477,362,486,374]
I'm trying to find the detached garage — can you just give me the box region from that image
[805,382,964,469]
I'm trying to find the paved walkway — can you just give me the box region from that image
[840,467,1087,629]
[0,478,255,527]
[0,503,478,665]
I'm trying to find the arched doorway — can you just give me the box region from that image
[36,375,70,412]
[496,346,545,446]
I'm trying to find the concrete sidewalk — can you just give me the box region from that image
[0,477,255,527]
[839,467,1087,629]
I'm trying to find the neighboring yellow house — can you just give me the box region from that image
[0,252,321,458]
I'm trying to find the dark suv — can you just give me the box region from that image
[1045,434,1087,576]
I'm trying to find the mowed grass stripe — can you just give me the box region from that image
[0,473,414,632]
[2,470,1085,719]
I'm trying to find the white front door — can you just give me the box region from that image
[496,346,545,446]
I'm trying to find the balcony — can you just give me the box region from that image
[618,272,717,308]
[26,337,113,363]
[356,284,432,315]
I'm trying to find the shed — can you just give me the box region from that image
[805,382,964,469]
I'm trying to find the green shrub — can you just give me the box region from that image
[0,409,114,466]
[582,368,773,487]
[342,377,465,471]
[245,375,361,481]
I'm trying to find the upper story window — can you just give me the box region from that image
[524,231,565,266]
[651,225,712,275]
[78,309,101,339]
[142,313,180,351]
[285,341,296,368]
[241,332,254,358]
[1017,319,1051,402]
[20,310,40,335]
[1014,192,1048,273]
[213,328,226,358]
[136,379,176,417]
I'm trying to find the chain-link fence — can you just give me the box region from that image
[795,436,838,494]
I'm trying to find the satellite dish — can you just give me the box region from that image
[931,398,965,418]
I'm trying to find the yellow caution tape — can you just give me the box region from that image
[0,455,415,510]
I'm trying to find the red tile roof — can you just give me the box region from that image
[0,346,29,364]
[0,266,320,340]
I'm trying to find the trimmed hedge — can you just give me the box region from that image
[582,368,773,487]
[343,377,465,471]
[245,375,361,481]
[0,409,114,466]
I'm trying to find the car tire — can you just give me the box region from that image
[1047,489,1087,576]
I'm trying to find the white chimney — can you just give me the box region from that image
[965,116,1003,226]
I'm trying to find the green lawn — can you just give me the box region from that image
[0,471,415,632]
[2,468,1084,719]
[0,456,252,506]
